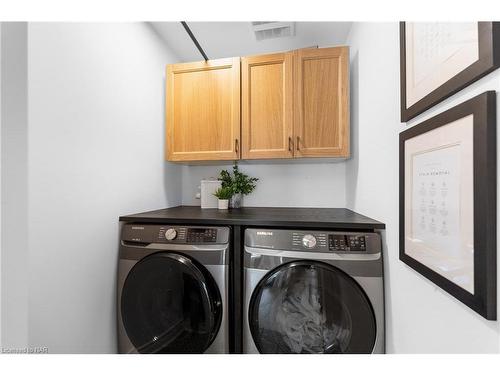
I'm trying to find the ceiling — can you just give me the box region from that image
[149,22,352,62]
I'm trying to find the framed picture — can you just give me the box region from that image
[399,91,496,320]
[400,22,500,122]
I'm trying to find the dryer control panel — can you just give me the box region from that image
[245,229,380,255]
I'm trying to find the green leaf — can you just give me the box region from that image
[217,161,258,196]
[213,186,233,200]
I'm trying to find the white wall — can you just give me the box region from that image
[0,22,3,347]
[1,22,29,350]
[346,22,500,353]
[181,160,346,207]
[0,22,2,347]
[24,23,182,353]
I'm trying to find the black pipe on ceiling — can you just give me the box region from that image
[180,21,209,61]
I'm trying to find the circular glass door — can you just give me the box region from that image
[121,252,222,353]
[249,261,376,354]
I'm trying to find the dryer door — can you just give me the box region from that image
[121,252,222,353]
[249,260,376,354]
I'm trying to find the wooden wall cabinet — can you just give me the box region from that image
[166,47,349,162]
[241,52,294,159]
[166,58,240,161]
[294,47,349,158]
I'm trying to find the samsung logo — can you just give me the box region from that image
[256,231,273,236]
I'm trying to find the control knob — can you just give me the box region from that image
[302,234,317,248]
[165,228,177,241]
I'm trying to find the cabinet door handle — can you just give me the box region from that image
[296,136,300,151]
[288,136,293,152]
[235,139,239,154]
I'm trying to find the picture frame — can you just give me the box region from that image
[400,22,500,122]
[399,91,496,320]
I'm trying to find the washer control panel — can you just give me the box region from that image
[122,224,229,245]
[159,227,218,243]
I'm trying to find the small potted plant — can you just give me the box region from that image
[219,163,258,208]
[213,186,233,210]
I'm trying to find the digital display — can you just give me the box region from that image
[189,228,205,233]
[328,234,366,252]
[187,228,217,243]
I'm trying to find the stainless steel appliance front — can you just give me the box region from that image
[118,224,230,354]
[243,228,384,354]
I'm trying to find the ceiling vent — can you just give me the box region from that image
[251,22,296,41]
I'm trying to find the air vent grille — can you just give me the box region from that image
[251,22,296,41]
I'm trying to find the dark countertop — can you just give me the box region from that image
[119,206,385,230]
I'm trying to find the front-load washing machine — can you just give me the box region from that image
[243,228,384,354]
[118,223,230,353]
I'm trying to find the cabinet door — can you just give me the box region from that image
[241,53,294,159]
[166,58,240,161]
[294,47,349,158]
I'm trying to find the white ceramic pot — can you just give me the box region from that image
[218,199,229,210]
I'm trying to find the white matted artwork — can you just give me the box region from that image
[404,115,474,293]
[399,91,496,320]
[399,22,500,122]
[405,22,479,107]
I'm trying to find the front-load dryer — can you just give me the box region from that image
[243,228,384,354]
[118,224,230,353]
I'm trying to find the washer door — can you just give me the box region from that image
[121,252,222,353]
[249,260,376,354]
